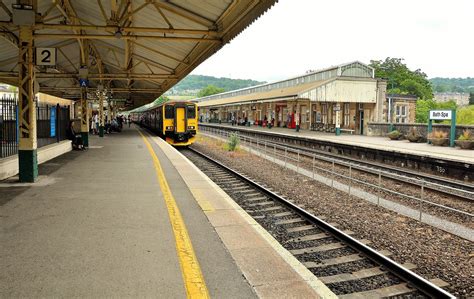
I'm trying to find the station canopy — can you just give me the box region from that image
[0,0,277,108]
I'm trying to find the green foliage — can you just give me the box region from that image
[456,105,474,125]
[430,77,474,93]
[415,100,458,123]
[227,133,240,151]
[197,85,225,98]
[415,99,437,123]
[469,93,474,105]
[152,95,170,105]
[168,75,265,95]
[370,57,433,100]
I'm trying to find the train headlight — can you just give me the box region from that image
[166,126,173,130]
[188,126,195,130]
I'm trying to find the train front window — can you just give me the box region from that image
[165,105,174,119]
[187,105,196,119]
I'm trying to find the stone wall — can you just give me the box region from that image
[367,122,474,138]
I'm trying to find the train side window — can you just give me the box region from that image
[165,105,174,119]
[187,105,196,118]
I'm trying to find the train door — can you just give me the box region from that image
[176,107,186,133]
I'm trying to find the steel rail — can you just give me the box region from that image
[187,147,455,298]
[202,126,473,200]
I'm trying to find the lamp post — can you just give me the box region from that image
[379,67,395,132]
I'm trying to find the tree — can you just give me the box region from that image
[197,85,225,98]
[469,92,474,105]
[370,58,433,100]
[415,99,436,123]
[456,105,474,125]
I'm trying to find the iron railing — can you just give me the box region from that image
[0,96,70,158]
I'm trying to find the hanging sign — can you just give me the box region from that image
[79,79,89,88]
[50,106,56,137]
[429,110,452,120]
[36,48,57,66]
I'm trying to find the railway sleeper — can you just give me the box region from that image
[245,196,268,202]
[247,201,274,207]
[259,206,284,212]
[286,224,317,233]
[291,239,371,256]
[319,263,416,284]
[338,282,424,299]
[304,250,392,269]
[275,218,306,225]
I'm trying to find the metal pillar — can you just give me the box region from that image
[335,109,341,136]
[80,85,89,147]
[18,26,37,182]
[99,91,105,137]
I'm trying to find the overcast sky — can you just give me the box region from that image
[191,0,473,82]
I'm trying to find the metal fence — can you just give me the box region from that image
[202,126,473,223]
[0,96,70,158]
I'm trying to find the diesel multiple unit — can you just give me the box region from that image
[134,101,198,146]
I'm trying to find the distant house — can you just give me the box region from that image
[434,92,469,107]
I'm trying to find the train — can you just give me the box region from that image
[132,101,198,146]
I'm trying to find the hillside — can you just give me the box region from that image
[430,77,474,93]
[166,75,265,96]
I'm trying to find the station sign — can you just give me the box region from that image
[79,79,89,88]
[36,47,56,66]
[429,110,452,120]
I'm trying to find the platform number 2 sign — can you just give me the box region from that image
[36,48,57,66]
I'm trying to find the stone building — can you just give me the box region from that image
[434,92,470,107]
[197,62,390,135]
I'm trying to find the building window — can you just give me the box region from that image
[343,103,350,127]
[395,105,408,123]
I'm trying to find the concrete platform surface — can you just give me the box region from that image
[202,123,474,164]
[0,127,333,298]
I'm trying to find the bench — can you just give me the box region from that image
[340,129,355,134]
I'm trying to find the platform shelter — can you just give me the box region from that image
[198,61,391,135]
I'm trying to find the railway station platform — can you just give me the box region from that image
[0,127,333,298]
[200,123,474,164]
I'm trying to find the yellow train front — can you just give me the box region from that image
[140,102,197,146]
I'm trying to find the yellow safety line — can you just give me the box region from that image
[139,130,210,299]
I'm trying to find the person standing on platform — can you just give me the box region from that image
[93,113,99,135]
[295,111,300,132]
[128,115,131,128]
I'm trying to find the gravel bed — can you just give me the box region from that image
[250,142,474,227]
[192,136,474,297]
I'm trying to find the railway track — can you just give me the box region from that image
[182,147,454,298]
[201,126,474,201]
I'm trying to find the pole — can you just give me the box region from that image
[427,119,432,144]
[450,109,456,147]
[18,25,38,182]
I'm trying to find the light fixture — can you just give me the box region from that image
[114,28,122,38]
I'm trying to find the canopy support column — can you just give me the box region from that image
[18,26,37,182]
[99,89,105,137]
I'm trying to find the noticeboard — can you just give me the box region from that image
[50,106,56,137]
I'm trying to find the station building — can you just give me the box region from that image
[197,61,393,135]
